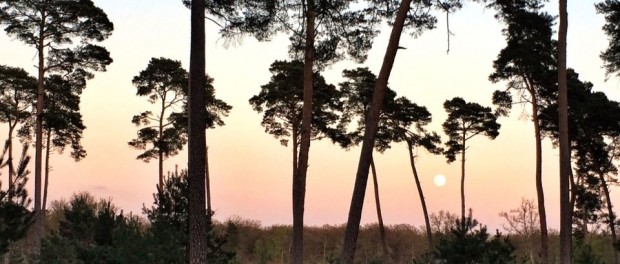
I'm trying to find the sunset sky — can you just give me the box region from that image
[0,0,618,231]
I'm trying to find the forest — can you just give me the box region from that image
[1,0,620,263]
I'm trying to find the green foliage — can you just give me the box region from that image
[0,143,33,255]
[442,97,501,163]
[250,60,348,148]
[0,65,36,130]
[434,214,516,264]
[596,0,620,78]
[143,169,236,263]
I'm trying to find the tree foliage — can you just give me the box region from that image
[596,0,620,78]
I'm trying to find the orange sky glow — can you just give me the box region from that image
[1,0,619,231]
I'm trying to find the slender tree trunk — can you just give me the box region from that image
[7,124,14,196]
[292,1,316,262]
[407,141,433,250]
[188,0,208,262]
[600,172,619,264]
[158,99,165,190]
[531,93,548,264]
[370,156,388,258]
[460,132,466,221]
[340,1,411,262]
[558,0,572,262]
[33,10,47,253]
[42,127,51,213]
[206,145,211,213]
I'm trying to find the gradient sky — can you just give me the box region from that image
[0,0,618,231]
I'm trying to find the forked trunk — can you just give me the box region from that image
[42,128,51,213]
[188,0,208,262]
[292,1,316,263]
[370,156,388,258]
[340,0,411,262]
[531,92,548,264]
[558,0,572,261]
[600,172,619,263]
[407,141,433,250]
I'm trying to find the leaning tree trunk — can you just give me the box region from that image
[370,156,388,258]
[42,127,51,213]
[188,0,208,262]
[407,141,433,250]
[600,172,619,264]
[292,1,316,263]
[531,91,549,264]
[340,0,411,262]
[558,0,571,262]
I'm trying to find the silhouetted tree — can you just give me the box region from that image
[340,1,463,261]
[339,67,399,258]
[222,2,378,261]
[596,0,620,78]
[0,66,35,194]
[486,1,556,261]
[129,58,189,189]
[0,0,114,248]
[442,97,502,220]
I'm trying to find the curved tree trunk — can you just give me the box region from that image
[531,91,548,264]
[558,0,572,261]
[292,1,316,262]
[340,1,411,262]
[188,0,208,262]
[407,141,433,250]
[370,156,388,258]
[42,128,51,213]
[600,172,619,264]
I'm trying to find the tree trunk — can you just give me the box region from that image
[558,0,572,262]
[600,172,619,264]
[531,91,548,264]
[370,156,388,259]
[42,127,51,213]
[7,124,14,197]
[460,131,466,221]
[188,0,208,262]
[205,145,211,213]
[340,0,411,262]
[292,1,316,262]
[407,141,433,250]
[159,98,165,190]
[32,10,47,254]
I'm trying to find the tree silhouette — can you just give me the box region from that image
[596,0,620,78]
[0,0,114,248]
[340,1,463,261]
[389,96,442,252]
[486,1,556,261]
[339,67,398,259]
[129,58,188,189]
[222,2,378,261]
[250,60,348,199]
[0,66,36,194]
[442,97,502,220]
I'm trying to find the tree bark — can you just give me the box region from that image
[292,1,316,262]
[158,104,164,190]
[370,156,388,258]
[600,172,618,264]
[205,145,211,213]
[407,141,433,250]
[460,130,466,221]
[33,8,47,253]
[558,0,572,262]
[340,0,411,262]
[531,89,548,264]
[42,127,51,213]
[188,0,208,262]
[7,123,14,197]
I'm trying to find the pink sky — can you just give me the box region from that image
[0,0,618,231]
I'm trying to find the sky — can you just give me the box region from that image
[1,0,619,232]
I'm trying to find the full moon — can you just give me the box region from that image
[434,174,446,187]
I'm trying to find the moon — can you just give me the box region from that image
[434,174,446,187]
